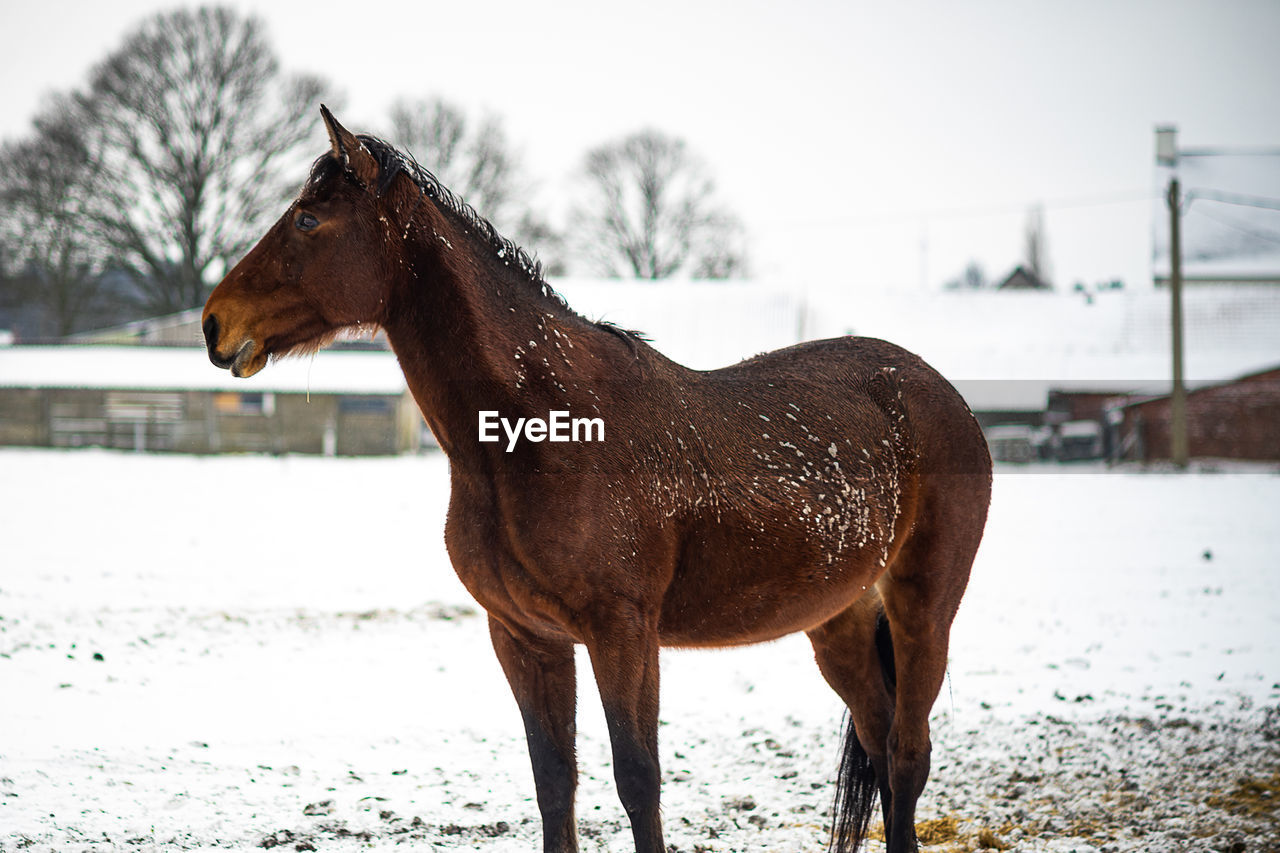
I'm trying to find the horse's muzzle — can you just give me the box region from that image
[203,314,257,376]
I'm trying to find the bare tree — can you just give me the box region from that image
[571,129,746,279]
[0,102,109,336]
[63,6,332,314]
[943,260,988,291]
[1024,203,1050,286]
[387,96,562,267]
[390,98,529,223]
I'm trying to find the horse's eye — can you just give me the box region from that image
[295,212,319,232]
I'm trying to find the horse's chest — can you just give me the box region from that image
[443,489,626,638]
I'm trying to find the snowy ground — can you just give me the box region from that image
[1,449,1278,852]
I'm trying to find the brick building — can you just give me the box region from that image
[1112,367,1280,462]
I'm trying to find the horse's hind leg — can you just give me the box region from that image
[876,486,985,853]
[489,617,580,853]
[808,591,896,852]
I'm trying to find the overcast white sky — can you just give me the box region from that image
[3,0,1279,295]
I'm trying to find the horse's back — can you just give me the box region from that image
[710,335,990,477]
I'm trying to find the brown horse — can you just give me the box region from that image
[202,106,991,853]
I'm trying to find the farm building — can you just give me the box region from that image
[3,279,1278,460]
[0,345,424,455]
[995,265,1052,291]
[1110,366,1280,463]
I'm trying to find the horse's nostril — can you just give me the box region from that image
[204,315,233,369]
[203,314,219,348]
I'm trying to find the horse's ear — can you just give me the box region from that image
[320,104,355,163]
[319,104,380,190]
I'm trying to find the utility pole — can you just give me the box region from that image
[1157,126,1190,469]
[1167,177,1189,467]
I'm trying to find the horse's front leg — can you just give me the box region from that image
[488,616,579,853]
[585,613,665,853]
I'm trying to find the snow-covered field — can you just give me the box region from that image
[2,449,1277,852]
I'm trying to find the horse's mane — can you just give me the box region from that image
[307,134,647,342]
[368,135,547,279]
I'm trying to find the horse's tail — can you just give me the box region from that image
[830,609,897,853]
[830,716,878,853]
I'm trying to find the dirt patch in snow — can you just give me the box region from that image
[918,707,1280,852]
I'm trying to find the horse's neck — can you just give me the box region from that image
[382,233,614,459]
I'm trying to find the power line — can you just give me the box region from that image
[928,188,1157,220]
[1179,146,1280,158]
[764,187,1156,230]
[1185,189,1280,212]
[1191,205,1280,249]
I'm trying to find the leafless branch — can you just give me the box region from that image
[571,129,746,279]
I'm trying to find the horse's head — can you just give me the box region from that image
[203,106,415,377]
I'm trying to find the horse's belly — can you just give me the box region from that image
[656,550,884,647]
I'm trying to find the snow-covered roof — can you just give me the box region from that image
[0,345,408,395]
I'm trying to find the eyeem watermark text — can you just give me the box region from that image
[479,410,605,452]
